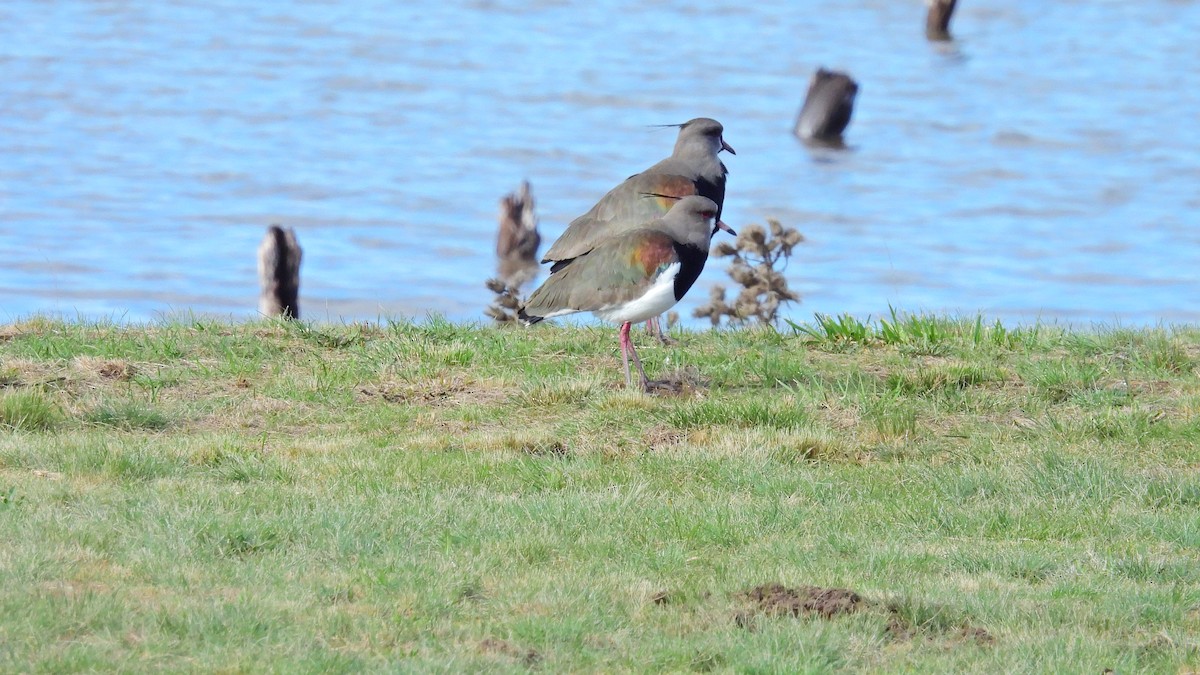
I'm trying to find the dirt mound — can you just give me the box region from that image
[737,583,995,647]
[645,367,709,396]
[741,583,864,619]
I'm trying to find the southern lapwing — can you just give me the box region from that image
[519,196,734,390]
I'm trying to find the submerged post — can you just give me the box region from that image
[257,224,302,319]
[926,0,957,41]
[793,68,859,147]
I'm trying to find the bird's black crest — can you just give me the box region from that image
[638,192,683,201]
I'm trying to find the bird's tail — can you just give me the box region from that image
[517,307,543,326]
[548,258,574,274]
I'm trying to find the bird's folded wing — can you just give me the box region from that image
[524,229,679,316]
[542,173,697,262]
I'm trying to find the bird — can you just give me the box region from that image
[519,196,735,390]
[541,117,735,341]
[542,118,735,271]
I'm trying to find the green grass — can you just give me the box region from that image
[1,390,61,431]
[1,314,1199,672]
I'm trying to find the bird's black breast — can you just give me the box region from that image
[694,171,727,221]
[671,242,710,301]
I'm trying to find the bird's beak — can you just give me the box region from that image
[715,219,736,236]
[720,137,736,155]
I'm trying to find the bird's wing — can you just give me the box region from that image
[523,229,680,318]
[541,173,697,263]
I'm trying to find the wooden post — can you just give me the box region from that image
[486,181,541,323]
[257,225,302,319]
[926,0,957,41]
[495,180,540,288]
[794,68,859,146]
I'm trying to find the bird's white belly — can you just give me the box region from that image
[595,262,680,325]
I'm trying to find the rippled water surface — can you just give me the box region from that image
[2,1,1198,326]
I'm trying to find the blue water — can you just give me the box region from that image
[2,1,1198,326]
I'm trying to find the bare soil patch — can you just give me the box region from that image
[644,367,709,397]
[740,583,863,619]
[359,375,507,408]
[737,583,995,647]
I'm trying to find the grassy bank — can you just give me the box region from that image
[1,315,1199,672]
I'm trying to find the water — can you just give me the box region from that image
[2,0,1198,326]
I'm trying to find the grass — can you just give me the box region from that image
[1,314,1198,672]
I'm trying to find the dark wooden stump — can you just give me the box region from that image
[257,225,302,319]
[794,69,859,146]
[926,0,958,41]
[486,181,541,323]
[495,180,540,288]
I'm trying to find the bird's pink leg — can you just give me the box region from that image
[619,321,633,387]
[620,322,650,390]
[645,315,677,345]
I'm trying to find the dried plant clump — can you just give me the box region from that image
[486,181,541,323]
[484,278,524,324]
[694,219,803,327]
